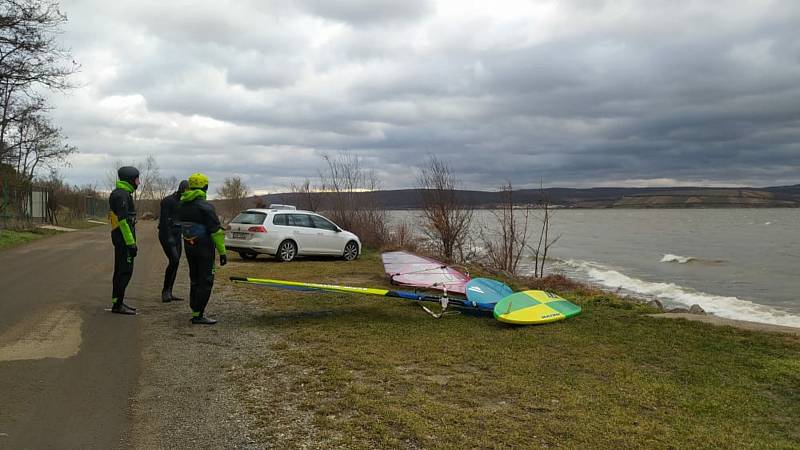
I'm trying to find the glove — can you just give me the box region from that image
[127,244,138,258]
[219,254,227,266]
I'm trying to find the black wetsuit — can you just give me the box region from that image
[158,192,183,299]
[109,185,136,305]
[178,194,223,318]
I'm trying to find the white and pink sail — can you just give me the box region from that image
[381,251,470,294]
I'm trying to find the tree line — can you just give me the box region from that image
[0,0,77,183]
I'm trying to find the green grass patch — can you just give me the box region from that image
[0,220,103,251]
[224,251,800,449]
[0,228,51,250]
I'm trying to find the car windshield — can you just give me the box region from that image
[231,211,267,225]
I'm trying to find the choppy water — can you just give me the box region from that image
[389,209,800,327]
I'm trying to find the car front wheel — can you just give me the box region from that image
[277,240,297,262]
[342,241,359,261]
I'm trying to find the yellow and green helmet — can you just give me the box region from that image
[188,172,209,190]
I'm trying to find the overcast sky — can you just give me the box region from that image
[50,0,800,192]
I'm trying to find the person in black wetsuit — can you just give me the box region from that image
[108,166,140,315]
[178,172,227,325]
[158,179,189,303]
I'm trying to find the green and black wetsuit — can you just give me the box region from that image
[177,189,226,318]
[108,180,137,305]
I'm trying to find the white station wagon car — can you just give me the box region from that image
[224,207,361,262]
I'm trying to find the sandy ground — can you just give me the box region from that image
[0,307,83,362]
[37,224,78,232]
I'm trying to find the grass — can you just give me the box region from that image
[223,251,800,449]
[0,219,104,250]
[0,228,54,250]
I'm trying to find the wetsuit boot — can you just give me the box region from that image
[162,291,184,303]
[111,302,136,315]
[191,316,217,325]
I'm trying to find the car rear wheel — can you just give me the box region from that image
[277,240,297,262]
[239,251,258,260]
[342,241,359,261]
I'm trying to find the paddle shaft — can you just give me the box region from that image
[229,276,474,309]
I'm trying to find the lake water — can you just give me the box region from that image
[389,209,800,327]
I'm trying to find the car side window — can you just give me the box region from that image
[288,214,313,228]
[311,215,337,231]
[272,214,287,226]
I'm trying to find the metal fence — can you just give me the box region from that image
[0,177,114,228]
[84,195,106,219]
[1,179,53,227]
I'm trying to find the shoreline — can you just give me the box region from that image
[649,313,800,335]
[507,269,800,335]
[519,256,800,332]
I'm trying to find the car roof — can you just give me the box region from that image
[241,208,318,215]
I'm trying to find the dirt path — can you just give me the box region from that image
[0,223,144,448]
[0,221,273,448]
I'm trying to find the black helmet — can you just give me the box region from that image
[178,179,189,194]
[118,166,140,187]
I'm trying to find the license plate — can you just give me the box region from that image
[231,232,248,240]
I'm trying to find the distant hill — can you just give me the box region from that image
[236,184,800,210]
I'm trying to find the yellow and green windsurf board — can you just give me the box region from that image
[493,290,581,325]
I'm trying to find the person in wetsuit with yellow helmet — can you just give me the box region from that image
[178,172,227,325]
[108,166,140,315]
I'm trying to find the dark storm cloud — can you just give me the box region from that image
[50,0,800,191]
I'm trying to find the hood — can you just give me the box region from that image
[180,189,207,203]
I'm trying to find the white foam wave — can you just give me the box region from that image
[660,254,695,264]
[561,260,800,328]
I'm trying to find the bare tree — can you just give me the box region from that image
[104,155,174,203]
[104,159,123,192]
[152,174,178,201]
[481,182,531,276]
[289,177,320,211]
[527,182,561,278]
[9,110,74,181]
[1,0,78,164]
[417,156,473,261]
[319,152,387,247]
[137,154,162,201]
[254,195,268,208]
[388,219,418,251]
[216,175,249,218]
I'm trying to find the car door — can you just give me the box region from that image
[310,214,344,255]
[287,213,317,254]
